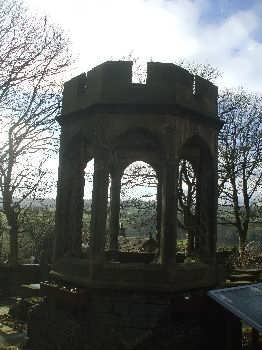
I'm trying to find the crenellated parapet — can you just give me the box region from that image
[62,61,218,118]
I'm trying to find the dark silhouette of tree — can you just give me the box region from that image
[177,159,197,255]
[0,0,72,264]
[218,89,262,254]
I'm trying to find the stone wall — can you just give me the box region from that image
[27,287,236,350]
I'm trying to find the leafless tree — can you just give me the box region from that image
[218,89,262,254]
[121,53,221,84]
[175,59,221,83]
[0,0,72,264]
[177,159,197,254]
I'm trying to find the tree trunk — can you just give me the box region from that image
[5,207,19,265]
[239,233,247,258]
[9,226,18,265]
[0,231,3,262]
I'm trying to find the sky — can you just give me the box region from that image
[23,0,261,199]
[25,0,262,92]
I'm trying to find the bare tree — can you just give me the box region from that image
[121,53,221,84]
[0,0,71,264]
[177,159,197,255]
[175,59,221,83]
[218,89,262,254]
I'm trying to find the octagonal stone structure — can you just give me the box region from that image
[51,61,222,292]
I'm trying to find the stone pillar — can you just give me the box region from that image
[90,153,109,264]
[195,157,216,262]
[160,159,178,265]
[54,137,86,261]
[159,125,178,265]
[156,172,162,244]
[205,163,217,261]
[68,167,85,257]
[109,170,121,251]
[210,143,219,260]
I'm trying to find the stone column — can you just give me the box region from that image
[90,153,109,264]
[206,164,217,261]
[159,125,178,265]
[68,166,85,257]
[160,159,178,265]
[195,158,216,262]
[156,172,162,244]
[210,142,219,260]
[109,170,121,251]
[54,137,85,261]
[54,173,72,260]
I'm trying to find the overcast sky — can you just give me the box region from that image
[25,0,261,92]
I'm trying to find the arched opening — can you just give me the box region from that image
[177,159,197,260]
[119,161,158,258]
[177,135,216,262]
[81,158,94,256]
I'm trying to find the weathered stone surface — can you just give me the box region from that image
[27,288,170,350]
[61,61,218,119]
[27,288,233,350]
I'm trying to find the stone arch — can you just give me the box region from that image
[110,128,162,181]
[118,160,158,255]
[107,127,162,258]
[120,160,158,201]
[119,158,159,179]
[178,134,213,170]
[113,127,161,152]
[63,134,94,165]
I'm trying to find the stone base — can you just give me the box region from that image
[26,284,239,350]
[50,258,224,293]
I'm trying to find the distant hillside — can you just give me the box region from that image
[0,198,92,209]
[0,198,56,209]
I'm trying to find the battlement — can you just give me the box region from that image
[62,61,218,118]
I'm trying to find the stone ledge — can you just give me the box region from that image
[50,258,219,293]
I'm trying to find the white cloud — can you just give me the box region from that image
[196,8,262,91]
[25,0,262,91]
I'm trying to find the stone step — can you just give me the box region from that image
[226,280,251,287]
[229,274,257,282]
[233,268,262,276]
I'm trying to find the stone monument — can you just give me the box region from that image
[28,61,232,350]
[52,60,221,290]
